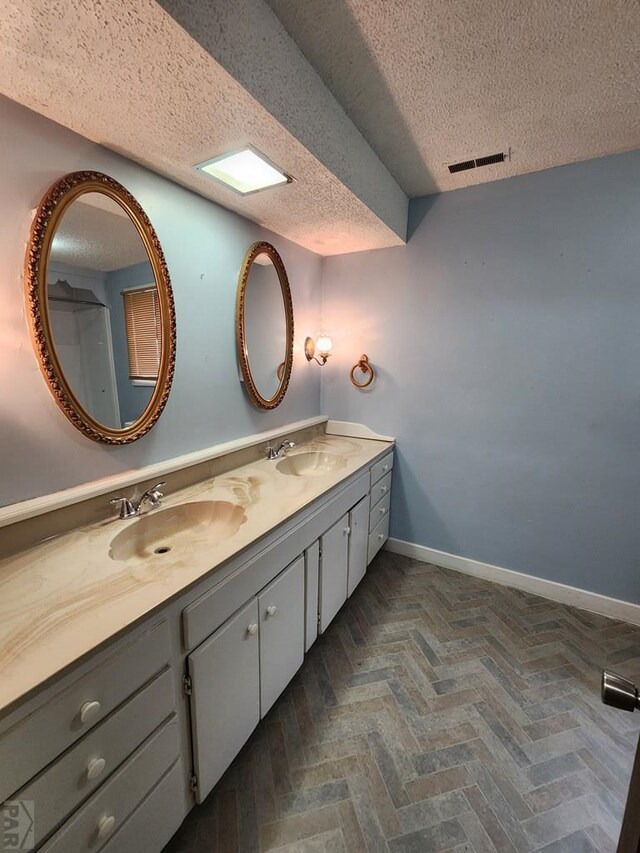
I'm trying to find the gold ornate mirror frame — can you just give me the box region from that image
[25,171,176,444]
[236,241,294,410]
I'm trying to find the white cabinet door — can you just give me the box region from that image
[305,541,320,652]
[259,556,305,716]
[347,496,369,597]
[188,598,260,802]
[318,514,350,633]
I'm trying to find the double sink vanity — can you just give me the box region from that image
[0,421,394,852]
[1,167,394,850]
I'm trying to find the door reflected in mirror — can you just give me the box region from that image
[236,242,294,410]
[47,192,159,429]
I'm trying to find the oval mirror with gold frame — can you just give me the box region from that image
[25,171,176,444]
[236,241,294,410]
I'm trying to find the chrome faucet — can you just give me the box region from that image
[110,482,165,519]
[266,440,296,460]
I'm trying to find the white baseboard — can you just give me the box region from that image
[385,538,640,627]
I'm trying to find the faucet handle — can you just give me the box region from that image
[141,482,165,507]
[110,497,137,519]
[277,440,296,457]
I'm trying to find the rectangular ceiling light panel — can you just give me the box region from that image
[195,147,293,195]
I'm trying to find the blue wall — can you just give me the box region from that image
[3,95,639,604]
[0,96,322,506]
[321,151,640,602]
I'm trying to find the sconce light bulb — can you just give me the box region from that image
[316,334,333,355]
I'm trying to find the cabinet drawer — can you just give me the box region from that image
[100,759,185,853]
[370,452,393,486]
[0,619,171,804]
[369,491,391,532]
[17,667,175,847]
[368,513,390,564]
[39,716,180,853]
[370,470,392,510]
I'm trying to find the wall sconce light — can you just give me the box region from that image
[305,332,333,366]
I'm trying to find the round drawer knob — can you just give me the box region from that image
[87,757,106,781]
[97,815,116,840]
[79,700,101,725]
[343,527,351,535]
[266,605,278,617]
[381,486,387,493]
[378,533,384,540]
[380,506,386,514]
[247,623,258,636]
[383,464,389,471]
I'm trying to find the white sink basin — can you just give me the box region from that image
[276,451,347,478]
[109,500,246,561]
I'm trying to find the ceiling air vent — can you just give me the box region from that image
[448,150,507,174]
[475,152,505,168]
[448,159,475,174]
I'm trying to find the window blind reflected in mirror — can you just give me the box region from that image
[123,286,161,381]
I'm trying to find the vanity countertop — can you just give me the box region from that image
[0,434,393,715]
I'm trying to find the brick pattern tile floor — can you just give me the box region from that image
[163,551,640,852]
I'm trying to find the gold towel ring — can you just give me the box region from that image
[350,354,375,388]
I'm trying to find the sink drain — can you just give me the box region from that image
[154,546,171,555]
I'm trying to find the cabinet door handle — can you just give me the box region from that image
[383,464,389,471]
[378,533,384,541]
[343,526,351,535]
[79,700,101,725]
[97,815,116,840]
[381,485,387,493]
[266,605,278,617]
[379,506,386,515]
[87,757,107,781]
[247,623,258,636]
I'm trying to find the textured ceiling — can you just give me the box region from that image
[1,0,637,256]
[266,0,640,196]
[0,0,406,255]
[157,0,407,242]
[51,197,150,272]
